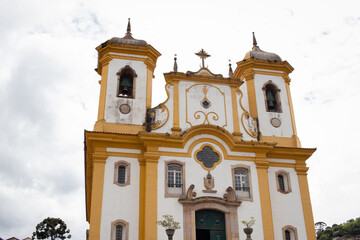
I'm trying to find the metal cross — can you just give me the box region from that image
[195,49,211,68]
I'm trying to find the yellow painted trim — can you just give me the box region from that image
[297,170,316,240]
[244,71,258,118]
[95,122,145,134]
[107,54,147,62]
[152,83,172,130]
[106,152,142,158]
[194,143,223,170]
[164,72,243,86]
[146,68,153,109]
[284,81,301,147]
[142,150,160,240]
[234,59,294,78]
[260,136,298,148]
[88,150,107,240]
[255,155,275,240]
[97,63,109,122]
[138,158,145,240]
[96,42,161,75]
[172,81,181,135]
[231,86,241,138]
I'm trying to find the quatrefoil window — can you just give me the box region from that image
[195,145,222,170]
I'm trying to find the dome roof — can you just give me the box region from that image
[111,35,147,46]
[110,18,147,47]
[244,33,282,62]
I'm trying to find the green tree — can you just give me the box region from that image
[32,217,71,240]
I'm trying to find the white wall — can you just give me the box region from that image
[100,156,140,240]
[254,74,293,138]
[178,81,234,134]
[104,57,148,125]
[268,166,307,240]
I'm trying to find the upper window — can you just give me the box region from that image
[232,166,252,200]
[114,161,130,187]
[282,225,298,240]
[117,65,136,98]
[276,170,291,194]
[165,161,185,197]
[263,82,282,113]
[111,220,128,240]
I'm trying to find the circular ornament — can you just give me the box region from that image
[270,117,281,128]
[119,104,131,114]
[201,98,211,109]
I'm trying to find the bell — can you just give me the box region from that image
[121,86,129,95]
[266,89,276,110]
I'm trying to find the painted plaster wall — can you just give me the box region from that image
[254,74,293,137]
[104,58,148,125]
[152,84,174,133]
[267,166,307,240]
[100,156,140,240]
[237,83,258,141]
[157,136,264,240]
[178,81,234,134]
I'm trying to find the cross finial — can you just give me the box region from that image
[252,32,257,46]
[195,49,211,68]
[173,54,178,72]
[126,18,131,35]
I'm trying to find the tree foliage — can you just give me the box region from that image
[316,217,360,239]
[32,217,71,240]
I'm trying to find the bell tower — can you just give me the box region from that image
[94,19,161,134]
[234,33,300,147]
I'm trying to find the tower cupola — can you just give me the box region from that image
[243,32,282,62]
[94,19,161,134]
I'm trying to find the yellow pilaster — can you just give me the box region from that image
[171,80,181,135]
[138,158,146,240]
[146,69,153,109]
[231,85,242,140]
[283,77,301,147]
[139,147,160,240]
[255,152,275,240]
[296,166,316,240]
[244,70,258,118]
[88,147,107,240]
[97,61,110,121]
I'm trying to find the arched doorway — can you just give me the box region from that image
[196,209,226,240]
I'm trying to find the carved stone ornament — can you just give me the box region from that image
[270,117,281,128]
[179,184,197,201]
[119,104,131,114]
[203,171,216,193]
[179,185,241,207]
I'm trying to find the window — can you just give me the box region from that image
[276,170,291,194]
[165,161,185,197]
[263,81,282,113]
[115,225,123,240]
[117,65,136,98]
[232,166,252,200]
[114,161,130,186]
[111,220,128,240]
[278,174,285,191]
[282,225,298,240]
[285,230,291,240]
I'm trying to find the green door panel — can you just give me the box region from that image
[195,210,226,240]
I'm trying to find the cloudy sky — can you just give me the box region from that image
[0,0,359,238]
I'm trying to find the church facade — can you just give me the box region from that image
[84,20,316,240]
